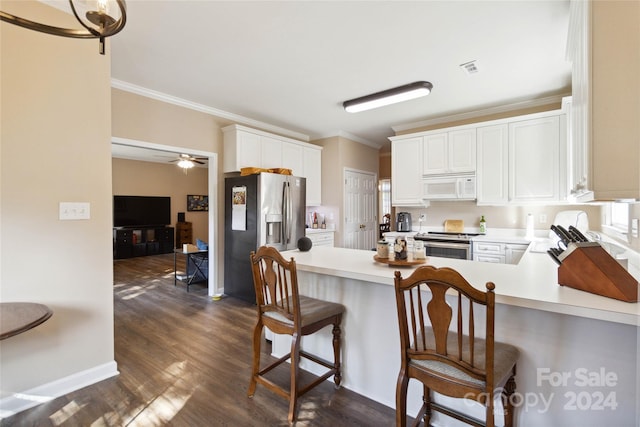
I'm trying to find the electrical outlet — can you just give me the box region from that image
[539,214,547,224]
[419,214,426,222]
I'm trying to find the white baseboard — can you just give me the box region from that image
[0,360,119,419]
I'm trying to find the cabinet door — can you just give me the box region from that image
[237,131,261,170]
[260,136,282,169]
[448,129,476,172]
[477,124,508,205]
[392,137,423,205]
[282,142,303,176]
[303,146,322,206]
[422,133,448,175]
[509,116,560,202]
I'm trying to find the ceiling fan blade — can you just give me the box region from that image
[193,160,205,165]
[168,159,179,162]
[194,157,208,161]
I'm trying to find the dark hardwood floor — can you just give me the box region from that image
[3,253,396,426]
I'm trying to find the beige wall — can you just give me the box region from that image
[1,0,115,402]
[112,159,209,243]
[399,203,602,234]
[112,89,226,287]
[314,136,380,246]
[591,0,640,200]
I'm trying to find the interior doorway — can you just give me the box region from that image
[111,137,219,297]
[343,168,377,250]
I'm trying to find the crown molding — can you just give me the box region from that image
[316,130,382,149]
[391,94,569,133]
[111,79,311,142]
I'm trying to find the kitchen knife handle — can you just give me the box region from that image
[547,249,562,265]
[555,225,575,243]
[550,225,571,245]
[568,225,589,242]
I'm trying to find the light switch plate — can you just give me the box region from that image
[59,202,90,220]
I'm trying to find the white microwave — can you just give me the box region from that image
[422,175,476,200]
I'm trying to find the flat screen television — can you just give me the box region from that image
[113,195,171,228]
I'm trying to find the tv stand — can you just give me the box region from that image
[113,226,175,259]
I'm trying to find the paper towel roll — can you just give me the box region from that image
[183,243,189,252]
[525,213,534,240]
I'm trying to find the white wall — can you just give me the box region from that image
[1,1,116,416]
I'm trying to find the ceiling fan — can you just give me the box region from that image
[169,153,208,168]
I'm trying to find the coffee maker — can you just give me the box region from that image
[397,212,412,232]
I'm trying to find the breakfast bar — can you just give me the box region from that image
[275,246,639,426]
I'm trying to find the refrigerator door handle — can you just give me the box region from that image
[285,181,292,243]
[281,181,290,245]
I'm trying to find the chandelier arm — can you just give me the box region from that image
[0,11,95,38]
[0,0,126,39]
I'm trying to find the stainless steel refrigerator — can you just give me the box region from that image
[224,173,306,303]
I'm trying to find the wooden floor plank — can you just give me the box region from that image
[2,254,396,426]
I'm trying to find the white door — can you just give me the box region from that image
[344,169,377,250]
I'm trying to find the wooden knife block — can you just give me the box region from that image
[558,243,638,302]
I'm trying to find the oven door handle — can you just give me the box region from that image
[423,241,470,250]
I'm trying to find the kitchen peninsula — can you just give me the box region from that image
[275,246,639,426]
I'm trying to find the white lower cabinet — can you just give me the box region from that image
[473,240,528,264]
[306,230,334,247]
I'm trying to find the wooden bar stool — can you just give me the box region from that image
[248,246,345,423]
[393,265,519,427]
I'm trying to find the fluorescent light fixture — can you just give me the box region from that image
[343,81,433,113]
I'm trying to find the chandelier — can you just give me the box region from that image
[0,0,127,55]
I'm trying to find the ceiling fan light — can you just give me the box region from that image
[177,159,195,169]
[343,81,433,113]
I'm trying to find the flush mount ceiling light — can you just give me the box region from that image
[0,0,127,55]
[343,81,433,113]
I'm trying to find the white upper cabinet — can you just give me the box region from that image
[223,124,322,205]
[477,113,566,205]
[477,124,509,205]
[226,129,261,171]
[281,141,303,176]
[390,136,423,206]
[260,136,283,170]
[422,129,476,176]
[508,115,563,203]
[393,109,567,207]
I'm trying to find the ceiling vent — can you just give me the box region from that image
[460,60,480,75]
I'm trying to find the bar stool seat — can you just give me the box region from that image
[394,265,519,427]
[248,246,345,424]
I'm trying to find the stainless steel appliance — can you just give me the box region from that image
[413,231,478,260]
[224,173,306,303]
[397,212,412,232]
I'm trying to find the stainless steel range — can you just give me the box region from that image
[413,231,480,260]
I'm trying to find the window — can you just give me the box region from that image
[379,179,391,221]
[602,201,630,242]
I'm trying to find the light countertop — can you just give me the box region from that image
[282,245,639,326]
